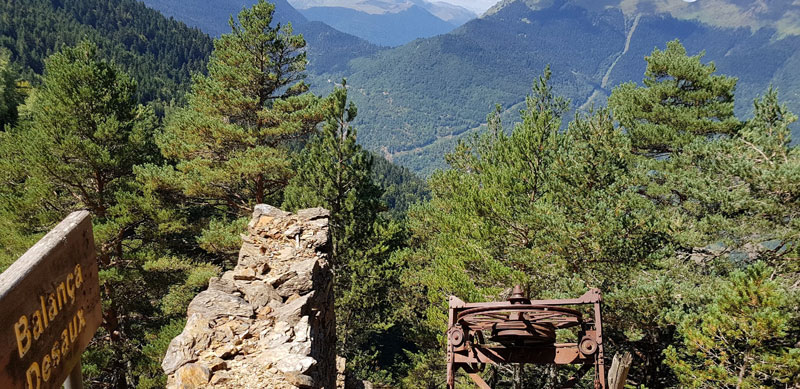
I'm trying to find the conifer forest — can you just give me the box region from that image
[0,0,798,387]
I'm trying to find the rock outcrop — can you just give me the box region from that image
[162,204,335,388]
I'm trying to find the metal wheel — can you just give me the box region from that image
[457,304,583,346]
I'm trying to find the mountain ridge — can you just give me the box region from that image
[486,0,800,36]
[138,0,800,175]
[0,0,212,106]
[288,0,476,23]
[324,0,800,173]
[299,4,458,46]
[140,0,382,71]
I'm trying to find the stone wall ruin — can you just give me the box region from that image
[161,205,336,388]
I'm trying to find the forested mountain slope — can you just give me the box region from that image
[140,0,382,72]
[142,0,305,37]
[486,0,800,36]
[0,0,212,105]
[325,0,800,173]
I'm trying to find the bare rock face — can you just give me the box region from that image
[174,363,211,388]
[163,205,335,388]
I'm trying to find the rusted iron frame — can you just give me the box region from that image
[459,305,583,329]
[446,288,606,389]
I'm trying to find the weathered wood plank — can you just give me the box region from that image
[608,351,633,389]
[0,211,102,389]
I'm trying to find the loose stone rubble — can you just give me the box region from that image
[162,204,335,388]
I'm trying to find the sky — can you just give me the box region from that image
[440,0,498,14]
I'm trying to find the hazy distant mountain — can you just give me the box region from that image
[291,0,476,46]
[140,0,381,71]
[289,0,476,24]
[320,0,800,174]
[413,0,476,26]
[299,5,457,46]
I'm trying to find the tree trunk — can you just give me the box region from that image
[255,173,264,205]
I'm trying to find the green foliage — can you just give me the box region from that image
[609,40,740,153]
[0,49,24,128]
[0,41,216,386]
[136,319,187,389]
[6,41,159,384]
[156,0,322,218]
[664,263,800,388]
[399,68,672,386]
[1,1,798,386]
[283,82,412,380]
[284,81,381,260]
[0,0,212,107]
[370,153,430,220]
[398,47,799,387]
[142,0,327,276]
[0,216,40,272]
[639,86,800,274]
[23,41,157,218]
[197,217,250,258]
[310,2,800,174]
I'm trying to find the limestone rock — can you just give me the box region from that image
[163,205,335,388]
[272,292,312,325]
[296,207,330,220]
[284,224,303,238]
[285,372,315,388]
[208,276,238,294]
[275,258,317,296]
[267,270,296,289]
[336,356,346,389]
[237,240,264,266]
[175,363,210,388]
[215,344,238,359]
[276,354,317,375]
[235,279,281,308]
[308,230,329,249]
[210,370,230,385]
[208,357,227,372]
[162,314,212,374]
[187,289,254,319]
[233,267,257,280]
[253,204,290,219]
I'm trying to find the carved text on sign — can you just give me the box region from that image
[0,211,102,389]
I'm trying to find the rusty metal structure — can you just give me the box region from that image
[446,287,606,388]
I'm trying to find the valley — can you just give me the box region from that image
[0,1,798,387]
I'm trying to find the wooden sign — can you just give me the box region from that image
[0,211,102,389]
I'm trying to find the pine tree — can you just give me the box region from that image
[664,262,800,388]
[156,0,322,216]
[283,81,382,261]
[0,49,24,128]
[22,41,153,220]
[608,40,740,154]
[398,69,670,387]
[150,0,324,260]
[1,41,217,387]
[11,40,154,385]
[282,82,407,381]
